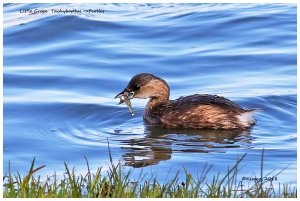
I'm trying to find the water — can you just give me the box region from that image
[4,3,297,188]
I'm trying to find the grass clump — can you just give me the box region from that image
[3,149,297,198]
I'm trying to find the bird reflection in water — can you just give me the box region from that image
[116,126,254,168]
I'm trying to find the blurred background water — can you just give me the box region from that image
[3,3,297,188]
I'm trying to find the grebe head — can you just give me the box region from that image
[115,73,170,101]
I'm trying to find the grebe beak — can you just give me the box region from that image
[115,90,135,101]
[115,89,127,99]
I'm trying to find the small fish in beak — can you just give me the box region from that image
[115,90,135,115]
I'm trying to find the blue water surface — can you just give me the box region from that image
[3,3,297,189]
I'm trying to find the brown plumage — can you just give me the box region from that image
[115,73,256,130]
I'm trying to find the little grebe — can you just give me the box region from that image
[115,73,256,130]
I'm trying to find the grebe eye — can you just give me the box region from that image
[133,84,140,91]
